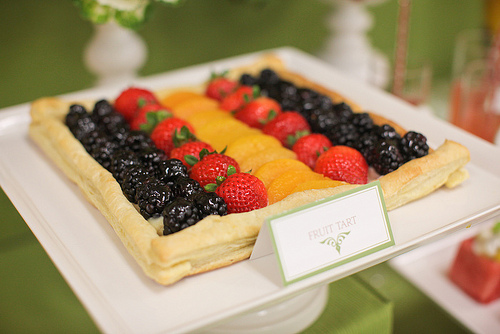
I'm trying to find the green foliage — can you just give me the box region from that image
[71,0,183,29]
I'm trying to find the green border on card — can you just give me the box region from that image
[266,181,394,286]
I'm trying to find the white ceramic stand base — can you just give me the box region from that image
[203,285,329,334]
[84,22,147,87]
[318,0,390,89]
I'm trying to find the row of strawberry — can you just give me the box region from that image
[202,73,369,185]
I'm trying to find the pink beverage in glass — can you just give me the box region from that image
[450,78,500,143]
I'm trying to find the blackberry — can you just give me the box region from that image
[109,150,141,183]
[80,129,110,153]
[65,104,88,130]
[68,113,98,141]
[332,102,354,122]
[400,131,429,162]
[191,192,227,218]
[355,130,379,162]
[308,108,343,134]
[258,68,281,86]
[370,139,405,175]
[239,73,258,86]
[171,176,204,199]
[136,146,167,172]
[163,198,201,235]
[92,99,114,121]
[135,180,173,219]
[89,140,120,170]
[374,124,401,140]
[350,112,374,135]
[156,159,189,184]
[121,165,152,202]
[327,123,359,147]
[120,130,154,152]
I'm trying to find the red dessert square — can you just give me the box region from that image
[449,237,500,304]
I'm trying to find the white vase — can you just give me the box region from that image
[84,22,147,87]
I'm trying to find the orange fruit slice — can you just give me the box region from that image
[290,179,346,195]
[196,118,261,152]
[171,97,220,119]
[239,147,297,174]
[186,109,232,129]
[253,158,311,189]
[267,170,327,204]
[225,134,282,164]
[161,91,205,109]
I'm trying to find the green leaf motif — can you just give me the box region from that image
[319,231,351,255]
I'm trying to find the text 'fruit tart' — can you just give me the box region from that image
[29,54,470,285]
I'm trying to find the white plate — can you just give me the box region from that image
[1,47,500,333]
[390,218,500,334]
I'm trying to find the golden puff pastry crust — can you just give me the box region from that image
[29,54,470,285]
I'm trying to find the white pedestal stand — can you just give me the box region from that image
[204,285,329,334]
[318,0,390,89]
[84,22,147,87]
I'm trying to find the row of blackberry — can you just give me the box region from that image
[240,69,429,175]
[65,100,227,235]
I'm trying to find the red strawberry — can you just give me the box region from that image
[219,85,255,113]
[205,73,239,101]
[114,87,159,122]
[262,111,311,147]
[214,172,268,214]
[314,146,368,184]
[150,118,196,155]
[169,141,214,168]
[130,104,172,132]
[292,133,332,169]
[234,97,282,129]
[190,153,241,188]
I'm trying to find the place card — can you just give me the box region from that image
[250,181,394,285]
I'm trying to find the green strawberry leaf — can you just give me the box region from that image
[204,183,218,192]
[139,110,171,133]
[226,165,237,176]
[209,70,229,80]
[198,148,212,160]
[172,125,197,148]
[184,154,199,167]
[286,130,310,148]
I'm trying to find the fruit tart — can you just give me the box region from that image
[29,54,470,285]
[449,222,500,304]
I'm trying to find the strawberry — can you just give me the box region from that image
[214,172,268,214]
[234,96,282,129]
[262,111,311,147]
[130,104,172,132]
[114,87,159,122]
[314,146,368,184]
[292,133,332,169]
[150,118,196,155]
[189,153,241,188]
[205,73,239,101]
[219,85,255,113]
[169,141,214,168]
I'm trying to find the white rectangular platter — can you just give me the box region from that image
[390,218,500,334]
[1,47,500,333]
